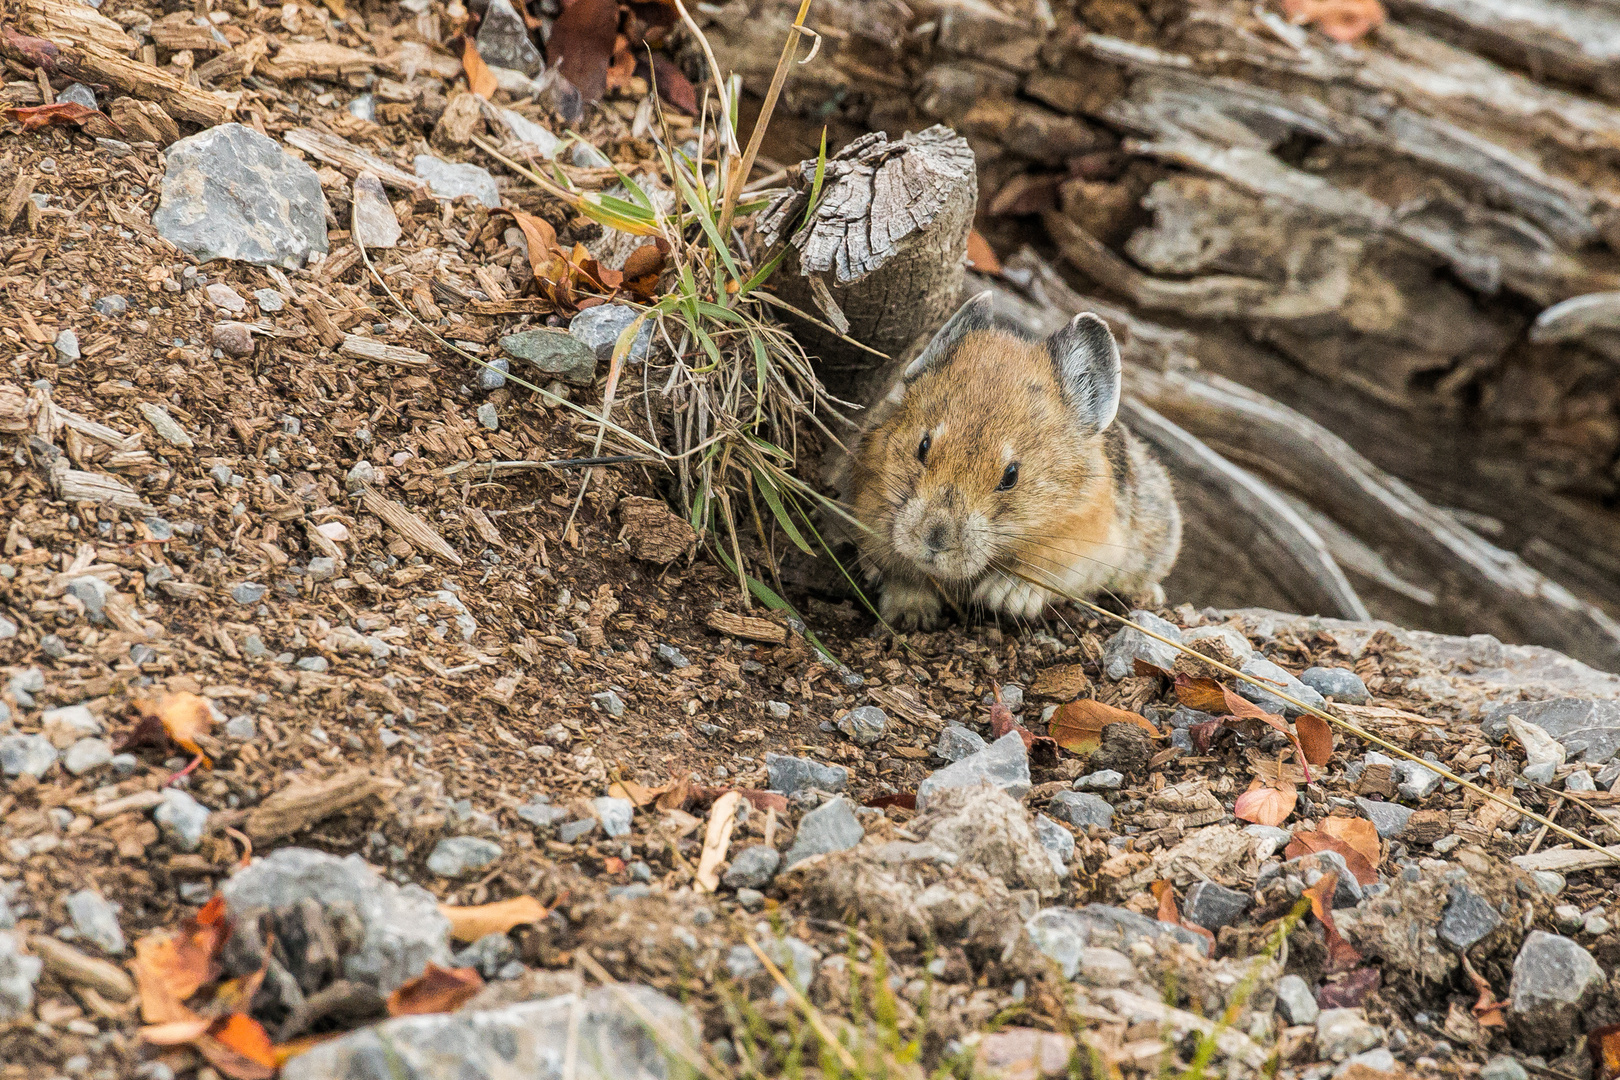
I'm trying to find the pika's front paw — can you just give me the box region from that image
[879,580,943,631]
[973,575,1053,622]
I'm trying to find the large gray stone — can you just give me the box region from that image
[500,328,599,386]
[1355,797,1413,839]
[765,752,847,796]
[1181,881,1250,931]
[1439,885,1502,953]
[1046,790,1113,830]
[1301,666,1369,704]
[722,845,781,890]
[415,154,502,209]
[1236,656,1326,717]
[1026,904,1209,978]
[570,304,653,364]
[935,724,988,762]
[222,848,451,994]
[1483,699,1620,765]
[1508,930,1604,1053]
[915,731,1030,809]
[281,985,696,1080]
[475,0,543,75]
[153,124,329,268]
[783,796,864,867]
[837,705,887,746]
[351,173,401,249]
[0,734,58,778]
[1101,610,1182,679]
[1275,973,1318,1025]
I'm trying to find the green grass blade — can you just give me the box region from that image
[751,466,814,555]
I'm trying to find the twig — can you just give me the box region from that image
[435,455,653,478]
[1527,798,1562,855]
[744,936,862,1074]
[671,0,740,156]
[717,0,815,236]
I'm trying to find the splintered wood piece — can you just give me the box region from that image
[1,173,37,231]
[339,333,432,369]
[283,128,430,198]
[464,506,504,548]
[20,0,135,53]
[260,41,377,81]
[108,96,180,146]
[51,463,148,511]
[0,383,34,432]
[359,485,463,565]
[245,768,403,842]
[29,935,136,1002]
[616,496,696,563]
[303,302,345,348]
[9,35,230,127]
[705,609,788,644]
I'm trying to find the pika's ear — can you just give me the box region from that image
[902,290,995,382]
[1049,312,1121,431]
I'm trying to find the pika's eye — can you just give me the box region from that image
[997,462,1020,491]
[917,432,931,464]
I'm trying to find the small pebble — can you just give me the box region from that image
[53,329,80,362]
[231,583,268,605]
[92,294,127,317]
[254,288,285,312]
[478,357,510,390]
[476,402,499,431]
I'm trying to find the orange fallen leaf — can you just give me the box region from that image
[387,963,485,1016]
[1286,830,1378,886]
[1302,870,1362,970]
[132,692,215,765]
[204,1014,276,1069]
[132,895,229,1023]
[1151,879,1216,947]
[603,855,626,874]
[604,33,636,93]
[462,36,497,99]
[1591,1022,1620,1077]
[439,895,552,942]
[3,102,112,133]
[273,1032,341,1067]
[1282,0,1385,43]
[1173,674,1228,713]
[1050,699,1157,755]
[1461,953,1507,1029]
[1295,713,1334,766]
[1318,816,1381,870]
[966,230,1002,275]
[1234,779,1296,827]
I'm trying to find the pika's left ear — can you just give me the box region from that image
[1048,312,1121,431]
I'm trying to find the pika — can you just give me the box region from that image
[841,292,1181,630]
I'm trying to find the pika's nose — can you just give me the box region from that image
[925,523,949,553]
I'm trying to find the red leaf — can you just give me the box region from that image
[387,964,485,1016]
[1302,871,1362,971]
[4,102,111,134]
[1316,965,1379,1008]
[1,26,58,71]
[548,0,619,106]
[1295,713,1334,766]
[649,53,696,115]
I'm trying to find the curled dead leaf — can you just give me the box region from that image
[1286,830,1379,886]
[387,963,485,1016]
[1049,699,1157,755]
[1295,713,1334,766]
[1302,870,1363,971]
[131,692,216,765]
[1234,779,1297,827]
[440,896,553,942]
[1318,815,1381,870]
[132,895,228,1023]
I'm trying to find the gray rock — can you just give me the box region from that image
[1522,761,1557,785]
[1046,790,1113,830]
[783,796,864,867]
[92,294,127,316]
[153,124,329,268]
[351,172,401,249]
[231,582,267,605]
[295,656,329,673]
[65,890,125,955]
[1033,813,1074,869]
[765,752,847,796]
[569,304,653,363]
[516,799,569,830]
[572,141,613,168]
[1355,797,1413,839]
[500,328,599,386]
[1026,904,1209,978]
[63,738,113,775]
[1,734,58,778]
[1181,881,1251,931]
[591,690,625,717]
[915,731,1030,809]
[65,575,110,621]
[414,154,501,209]
[224,849,452,996]
[224,716,257,741]
[58,82,97,109]
[934,724,988,762]
[1074,769,1123,790]
[279,982,692,1080]
[1337,1049,1396,1076]
[254,288,285,312]
[450,932,516,979]
[346,460,377,491]
[476,402,499,431]
[1530,870,1565,896]
[306,557,337,583]
[1564,769,1596,792]
[591,796,633,838]
[0,932,42,1022]
[8,667,44,708]
[1398,759,1442,800]
[1483,698,1620,765]
[53,329,80,362]
[723,845,781,890]
[1508,930,1604,1052]
[1301,666,1369,704]
[0,895,11,930]
[0,616,15,640]
[1439,885,1502,952]
[427,837,502,878]
[1275,973,1319,1025]
[916,786,1062,897]
[42,704,100,739]
[1481,1057,1529,1080]
[557,819,597,843]
[213,321,255,357]
[1585,913,1611,936]
[154,789,210,851]
[1315,1008,1382,1061]
[654,643,689,669]
[837,705,887,746]
[347,93,376,122]
[1101,610,1183,679]
[477,358,509,390]
[138,402,193,448]
[1237,656,1325,717]
[475,0,543,76]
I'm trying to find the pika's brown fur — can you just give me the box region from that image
[841,293,1180,629]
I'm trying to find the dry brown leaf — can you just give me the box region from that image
[547,0,618,105]
[132,895,228,1023]
[1173,673,1227,713]
[1295,713,1334,765]
[966,230,1002,274]
[608,779,668,807]
[1151,879,1215,947]
[1302,871,1363,970]
[197,1014,276,1079]
[440,896,552,942]
[1282,0,1386,43]
[1050,699,1157,754]
[132,692,215,764]
[1234,780,1296,827]
[1460,952,1507,1030]
[462,36,497,99]
[387,963,485,1016]
[695,790,741,893]
[1318,816,1381,869]
[1286,830,1379,886]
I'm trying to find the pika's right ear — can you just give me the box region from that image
[902,291,995,382]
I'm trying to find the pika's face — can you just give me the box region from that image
[852,328,1112,588]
